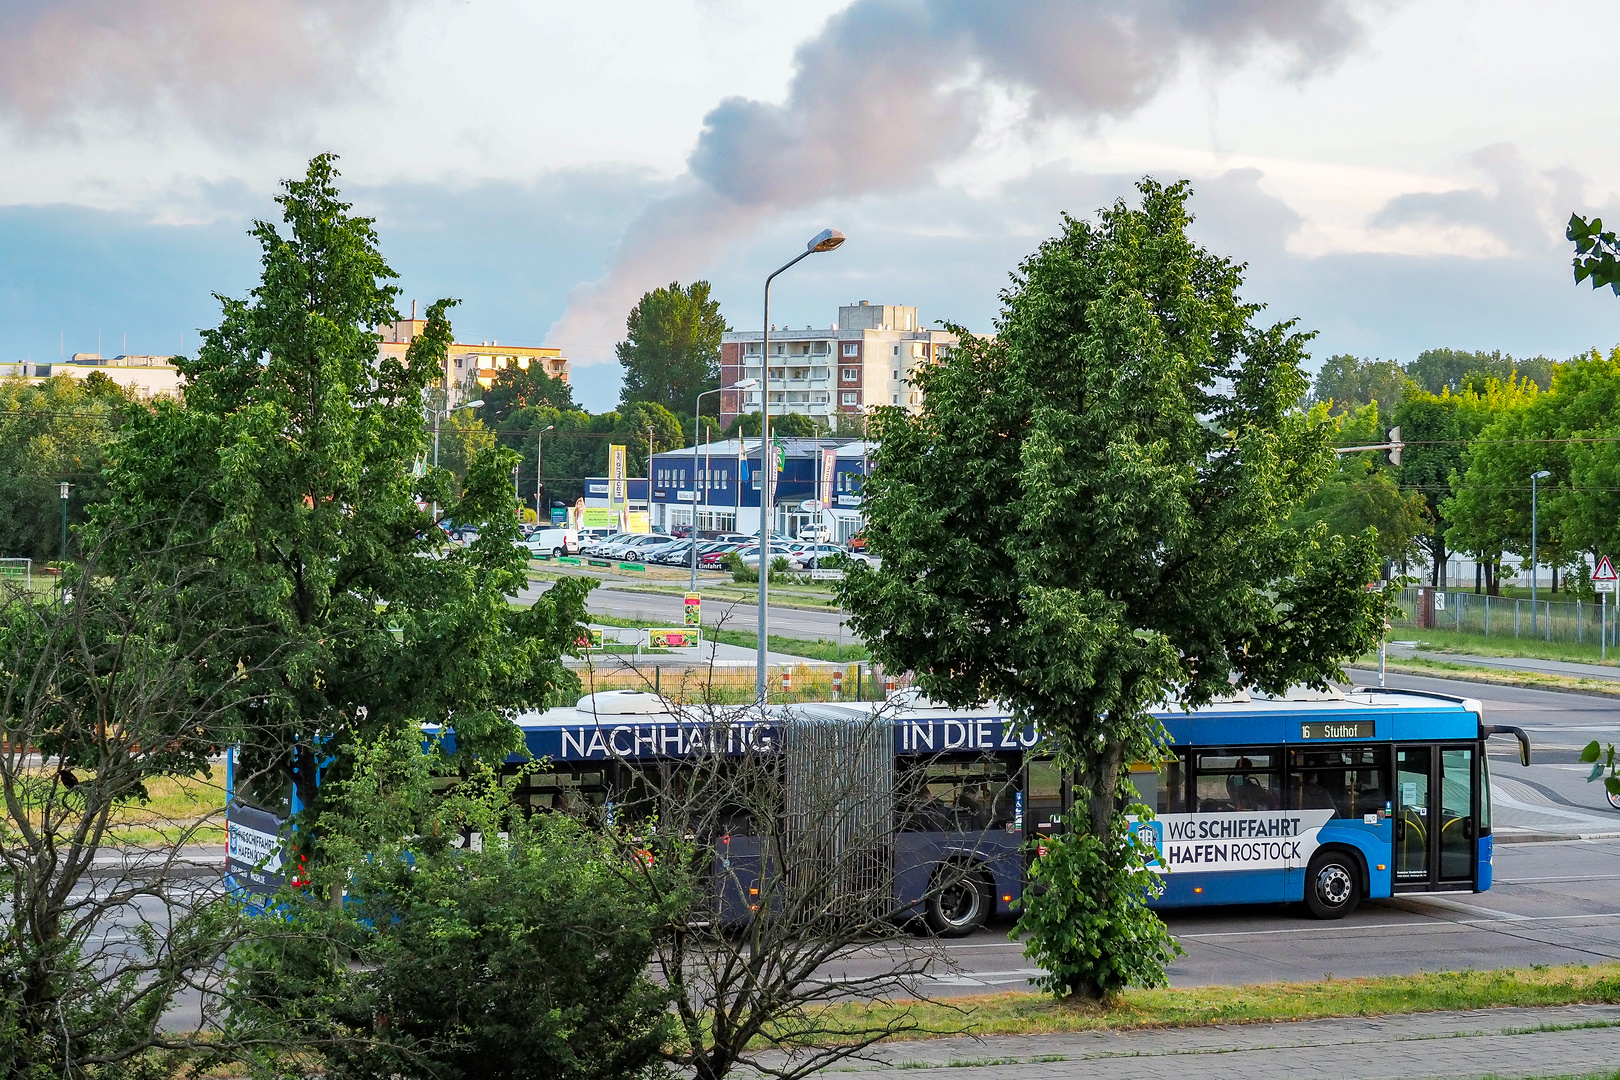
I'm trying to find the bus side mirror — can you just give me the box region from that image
[1484,725,1532,767]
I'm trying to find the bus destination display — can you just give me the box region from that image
[1299,720,1375,740]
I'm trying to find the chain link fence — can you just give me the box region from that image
[1390,586,1619,646]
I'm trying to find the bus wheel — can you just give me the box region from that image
[1305,851,1360,919]
[927,866,990,937]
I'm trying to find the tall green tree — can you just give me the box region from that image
[1406,347,1555,395]
[617,280,727,417]
[1309,355,1408,415]
[722,411,816,439]
[1397,376,1536,587]
[481,360,575,425]
[839,181,1387,999]
[0,374,129,561]
[89,154,589,824]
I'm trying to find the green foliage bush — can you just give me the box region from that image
[1017,811,1181,999]
[227,732,677,1080]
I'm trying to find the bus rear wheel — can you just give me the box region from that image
[926,866,990,937]
[1305,850,1360,919]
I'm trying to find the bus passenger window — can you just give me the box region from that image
[1024,758,1064,832]
[1288,746,1388,819]
[896,756,1017,833]
[1155,754,1187,816]
[513,767,608,817]
[1193,749,1281,812]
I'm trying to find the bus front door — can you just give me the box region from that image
[1395,744,1477,891]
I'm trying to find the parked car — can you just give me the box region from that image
[737,541,813,568]
[581,531,627,555]
[518,527,579,558]
[793,545,877,570]
[603,534,678,560]
[662,540,735,567]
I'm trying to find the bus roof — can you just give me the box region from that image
[436,687,1484,764]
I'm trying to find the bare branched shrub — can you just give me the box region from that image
[610,693,964,1080]
[0,542,280,1077]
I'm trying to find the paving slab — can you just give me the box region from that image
[759,1004,1620,1079]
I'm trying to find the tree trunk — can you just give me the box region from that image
[1475,561,1482,594]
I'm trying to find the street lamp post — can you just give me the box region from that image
[430,398,484,521]
[59,481,70,565]
[536,424,553,524]
[757,228,845,703]
[693,381,756,589]
[1531,470,1551,634]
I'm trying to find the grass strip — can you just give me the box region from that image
[589,612,870,663]
[795,962,1620,1045]
[1385,625,1620,668]
[1363,655,1620,698]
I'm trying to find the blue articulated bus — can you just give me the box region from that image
[224,685,1530,932]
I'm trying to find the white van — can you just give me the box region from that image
[520,527,579,557]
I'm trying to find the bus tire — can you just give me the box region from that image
[1305,849,1361,919]
[926,864,991,937]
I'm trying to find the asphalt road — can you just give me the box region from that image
[519,577,854,640]
[878,836,1620,996]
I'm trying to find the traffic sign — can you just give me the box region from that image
[1597,556,1618,582]
[1600,580,1617,593]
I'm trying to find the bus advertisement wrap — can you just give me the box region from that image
[226,818,287,892]
[1138,809,1336,872]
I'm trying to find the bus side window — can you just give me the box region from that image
[1155,753,1187,816]
[1193,748,1282,812]
[897,755,1017,833]
[1289,746,1389,819]
[1024,757,1064,832]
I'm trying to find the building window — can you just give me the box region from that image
[842,342,859,357]
[912,343,925,358]
[841,392,857,405]
[892,394,898,404]
[892,345,900,356]
[841,368,858,382]
[454,358,463,368]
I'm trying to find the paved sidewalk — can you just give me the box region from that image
[1388,645,1620,683]
[775,1004,1620,1079]
[89,844,222,880]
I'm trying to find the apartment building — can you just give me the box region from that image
[0,353,183,397]
[379,309,568,404]
[718,301,958,427]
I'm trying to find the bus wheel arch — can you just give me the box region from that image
[1305,845,1365,920]
[925,859,993,937]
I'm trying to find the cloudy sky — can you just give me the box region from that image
[2,0,1617,410]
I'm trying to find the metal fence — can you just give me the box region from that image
[1390,586,1618,646]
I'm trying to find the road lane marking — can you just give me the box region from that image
[1176,910,1620,939]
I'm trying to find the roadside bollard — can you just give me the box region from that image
[831,668,843,700]
[782,669,793,694]
[884,674,897,698]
